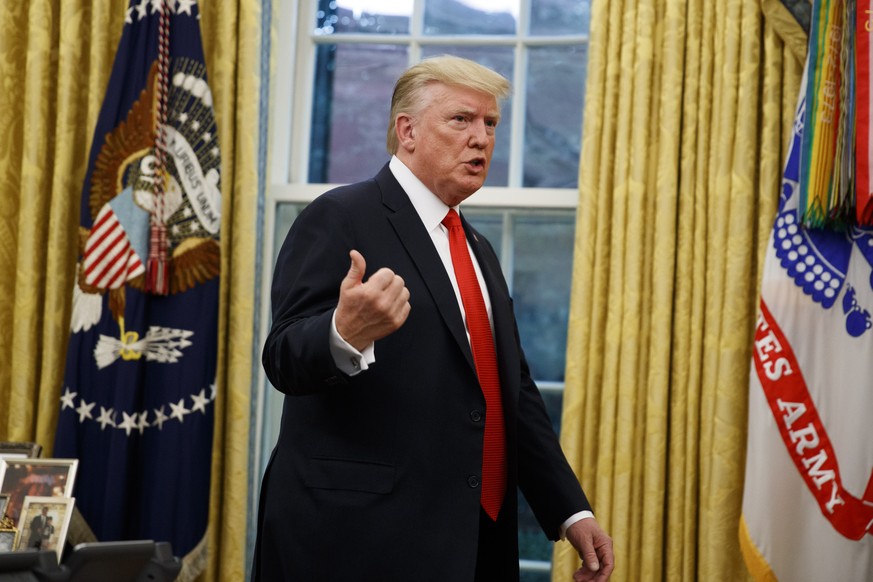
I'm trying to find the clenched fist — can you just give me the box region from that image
[335,250,411,350]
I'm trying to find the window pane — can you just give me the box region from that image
[518,496,554,565]
[273,203,303,264]
[520,570,552,582]
[314,0,412,35]
[512,212,575,381]
[309,44,408,184]
[424,0,519,35]
[420,44,514,187]
[529,0,591,36]
[523,45,587,188]
[518,391,564,568]
[463,212,504,261]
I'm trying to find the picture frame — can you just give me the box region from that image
[14,496,75,561]
[0,441,42,460]
[0,527,18,553]
[0,458,77,527]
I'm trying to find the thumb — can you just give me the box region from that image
[581,546,600,572]
[341,249,366,289]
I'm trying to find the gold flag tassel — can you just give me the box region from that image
[146,3,171,295]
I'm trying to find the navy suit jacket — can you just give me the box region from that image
[253,164,590,581]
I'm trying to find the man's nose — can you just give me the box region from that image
[468,120,489,148]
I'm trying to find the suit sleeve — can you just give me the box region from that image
[262,193,357,395]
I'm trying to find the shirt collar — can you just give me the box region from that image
[389,155,454,232]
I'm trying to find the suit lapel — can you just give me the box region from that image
[376,167,476,372]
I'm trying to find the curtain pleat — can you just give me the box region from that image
[554,1,803,580]
[199,1,265,579]
[0,0,126,448]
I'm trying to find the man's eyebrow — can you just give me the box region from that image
[447,106,501,125]
[449,106,501,121]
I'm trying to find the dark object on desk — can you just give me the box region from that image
[0,549,66,582]
[0,541,181,582]
[0,442,43,459]
[62,540,181,582]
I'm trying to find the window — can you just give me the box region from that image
[254,1,591,578]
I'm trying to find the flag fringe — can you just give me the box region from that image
[176,532,208,582]
[739,515,779,582]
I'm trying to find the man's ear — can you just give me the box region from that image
[395,114,416,153]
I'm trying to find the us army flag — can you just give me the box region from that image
[54,0,220,574]
[739,63,873,580]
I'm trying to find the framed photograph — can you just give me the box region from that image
[14,496,74,561]
[0,527,18,552]
[0,458,77,526]
[0,441,42,460]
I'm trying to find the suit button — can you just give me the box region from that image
[470,410,482,422]
[467,475,480,488]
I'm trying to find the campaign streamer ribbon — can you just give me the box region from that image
[857,1,873,224]
[801,0,846,228]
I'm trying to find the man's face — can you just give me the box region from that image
[399,83,500,207]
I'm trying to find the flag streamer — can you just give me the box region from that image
[798,0,873,228]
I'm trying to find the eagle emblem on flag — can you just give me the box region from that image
[75,58,221,337]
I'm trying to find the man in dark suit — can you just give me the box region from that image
[28,507,49,549]
[253,55,613,582]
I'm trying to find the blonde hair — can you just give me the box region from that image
[386,55,511,154]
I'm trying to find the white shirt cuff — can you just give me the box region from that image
[329,310,375,376]
[560,510,595,539]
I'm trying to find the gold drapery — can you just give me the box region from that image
[0,0,127,452]
[553,1,804,580]
[0,1,267,579]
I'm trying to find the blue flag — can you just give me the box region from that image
[54,0,220,567]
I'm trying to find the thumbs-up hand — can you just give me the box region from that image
[335,250,411,351]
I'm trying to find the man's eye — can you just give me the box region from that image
[454,115,467,122]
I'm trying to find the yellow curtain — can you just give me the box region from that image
[0,1,267,579]
[553,1,803,580]
[0,0,127,450]
[199,1,266,579]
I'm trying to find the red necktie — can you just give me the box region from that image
[442,209,506,521]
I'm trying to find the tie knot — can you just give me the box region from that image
[442,209,462,229]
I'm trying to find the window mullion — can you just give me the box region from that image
[508,41,526,189]
[508,0,530,189]
[408,0,424,63]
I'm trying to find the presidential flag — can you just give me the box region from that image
[739,8,873,579]
[55,0,220,574]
